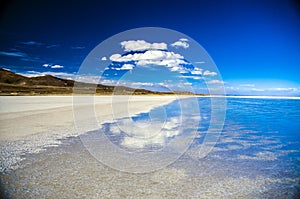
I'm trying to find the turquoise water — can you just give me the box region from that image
[1,97,299,198]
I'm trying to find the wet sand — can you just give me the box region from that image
[1,96,298,198]
[0,96,176,173]
[0,135,278,199]
[0,96,176,141]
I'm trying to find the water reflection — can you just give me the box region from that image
[80,97,202,173]
[1,98,300,198]
[108,116,183,149]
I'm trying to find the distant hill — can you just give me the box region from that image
[0,68,29,85]
[0,68,74,87]
[0,68,194,96]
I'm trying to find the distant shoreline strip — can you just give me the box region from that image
[199,95,300,100]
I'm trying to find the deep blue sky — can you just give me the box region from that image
[0,0,300,95]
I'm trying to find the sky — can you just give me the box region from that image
[0,0,300,96]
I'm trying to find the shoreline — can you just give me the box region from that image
[0,96,177,172]
[0,96,177,141]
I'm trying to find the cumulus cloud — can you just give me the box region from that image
[107,39,202,75]
[42,63,64,69]
[120,40,167,52]
[225,85,300,96]
[203,70,217,76]
[194,61,205,64]
[51,64,64,69]
[169,65,189,73]
[21,71,74,79]
[109,54,122,61]
[269,87,298,91]
[207,80,224,84]
[130,82,154,87]
[119,64,134,70]
[240,84,255,87]
[110,117,182,148]
[251,88,265,92]
[171,38,189,49]
[179,38,188,42]
[178,75,202,80]
[19,71,118,85]
[110,50,181,61]
[137,58,187,67]
[101,56,107,61]
[191,67,203,75]
[110,50,183,62]
[109,50,188,73]
[99,79,118,85]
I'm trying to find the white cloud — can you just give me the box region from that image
[225,86,239,90]
[251,88,265,92]
[109,54,122,61]
[111,64,134,71]
[42,64,64,69]
[194,61,205,64]
[51,64,64,69]
[99,79,117,85]
[101,56,107,61]
[21,71,119,85]
[110,50,183,63]
[75,76,100,84]
[139,50,166,60]
[21,71,74,79]
[183,82,192,86]
[137,58,187,69]
[108,40,195,75]
[109,50,189,73]
[240,84,255,87]
[131,82,154,87]
[179,38,188,42]
[171,39,189,49]
[207,80,224,84]
[135,59,160,66]
[120,64,134,70]
[169,66,189,73]
[224,84,300,96]
[111,117,182,148]
[159,59,186,66]
[179,75,202,80]
[0,51,27,57]
[191,67,203,75]
[203,70,217,76]
[20,41,43,46]
[71,46,85,50]
[269,87,298,91]
[120,40,167,52]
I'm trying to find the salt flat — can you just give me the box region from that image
[0,96,176,141]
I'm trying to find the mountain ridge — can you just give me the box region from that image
[0,68,194,96]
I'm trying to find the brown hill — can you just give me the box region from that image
[0,68,29,85]
[0,68,74,87]
[0,68,193,96]
[30,75,75,87]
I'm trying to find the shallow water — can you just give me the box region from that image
[1,97,300,198]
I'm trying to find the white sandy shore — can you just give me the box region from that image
[0,96,177,171]
[0,96,177,141]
